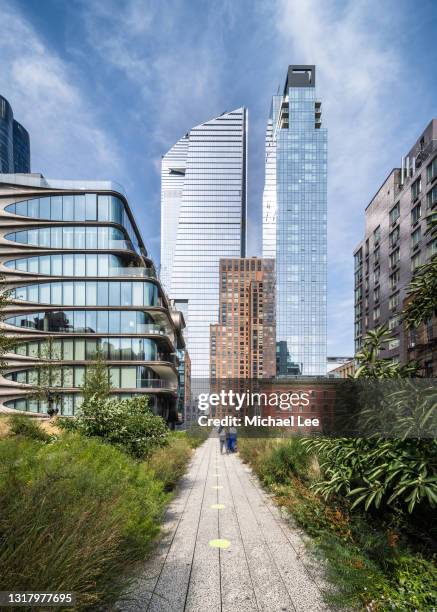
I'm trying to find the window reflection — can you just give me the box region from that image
[12,281,158,306]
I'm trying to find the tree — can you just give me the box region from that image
[30,337,63,415]
[0,278,14,371]
[81,346,112,403]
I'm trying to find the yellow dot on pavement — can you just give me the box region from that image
[212,485,223,490]
[210,504,226,510]
[209,538,231,549]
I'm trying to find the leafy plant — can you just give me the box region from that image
[59,395,169,458]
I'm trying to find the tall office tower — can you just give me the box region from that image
[0,95,31,173]
[354,119,437,376]
[210,257,276,380]
[161,108,248,379]
[0,174,185,422]
[262,66,327,376]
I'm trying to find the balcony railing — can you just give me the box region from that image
[137,379,177,390]
[107,267,156,278]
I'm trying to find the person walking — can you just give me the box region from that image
[229,425,237,452]
[218,426,227,454]
[225,427,231,453]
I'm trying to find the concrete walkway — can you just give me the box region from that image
[120,437,329,612]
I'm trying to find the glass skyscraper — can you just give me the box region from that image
[0,95,30,173]
[262,65,327,376]
[161,108,247,379]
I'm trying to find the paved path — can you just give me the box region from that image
[120,437,329,612]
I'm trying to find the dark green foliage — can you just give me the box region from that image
[0,434,167,610]
[239,437,437,610]
[302,328,437,515]
[9,414,52,443]
[59,395,169,458]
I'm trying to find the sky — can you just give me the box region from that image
[1,0,436,356]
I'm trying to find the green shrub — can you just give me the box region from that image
[185,424,210,448]
[148,435,192,491]
[9,414,52,443]
[0,434,167,610]
[240,434,437,610]
[59,395,169,458]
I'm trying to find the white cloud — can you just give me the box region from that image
[0,0,121,179]
[79,0,228,150]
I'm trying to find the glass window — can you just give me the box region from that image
[109,282,120,306]
[121,367,136,388]
[51,196,63,220]
[63,254,74,276]
[63,367,73,387]
[75,282,86,306]
[109,338,121,360]
[86,311,97,333]
[98,282,108,305]
[110,196,123,224]
[75,339,85,360]
[51,227,63,249]
[87,254,98,276]
[75,311,86,332]
[51,282,62,304]
[27,257,38,273]
[99,254,109,276]
[75,254,86,276]
[97,310,108,333]
[74,366,85,387]
[62,195,74,221]
[38,285,49,303]
[39,256,50,275]
[98,226,109,248]
[86,281,97,305]
[39,197,51,219]
[389,203,400,224]
[109,366,120,387]
[39,227,50,248]
[121,282,132,306]
[85,193,97,221]
[86,226,98,249]
[63,339,74,360]
[74,195,86,221]
[74,226,86,249]
[411,203,421,224]
[98,195,110,221]
[27,199,38,217]
[63,227,74,249]
[26,198,40,219]
[426,156,437,182]
[51,254,62,276]
[109,311,120,333]
[63,282,74,304]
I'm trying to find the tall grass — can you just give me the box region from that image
[0,434,167,610]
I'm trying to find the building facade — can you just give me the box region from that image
[210,257,276,380]
[0,95,30,173]
[160,108,247,379]
[354,119,437,373]
[0,174,185,421]
[262,65,327,376]
[327,357,355,378]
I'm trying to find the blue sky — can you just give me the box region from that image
[1,0,436,356]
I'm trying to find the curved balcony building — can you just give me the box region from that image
[0,174,185,422]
